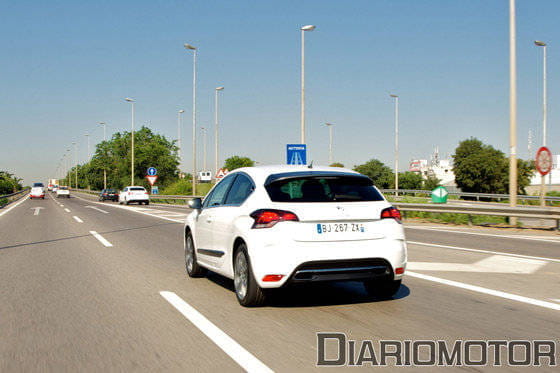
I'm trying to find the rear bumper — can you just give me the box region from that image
[288,258,392,283]
[30,194,45,198]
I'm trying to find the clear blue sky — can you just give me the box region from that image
[1,0,559,184]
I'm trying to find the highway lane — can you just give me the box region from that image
[1,193,559,371]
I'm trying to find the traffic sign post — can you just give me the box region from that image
[286,144,307,165]
[536,146,552,206]
[431,186,448,204]
[146,175,158,186]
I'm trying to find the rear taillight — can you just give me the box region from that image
[250,209,299,229]
[381,207,402,221]
[128,192,132,195]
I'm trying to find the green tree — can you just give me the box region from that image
[329,162,345,167]
[353,159,394,188]
[452,138,533,194]
[64,126,179,190]
[423,175,441,190]
[398,171,423,190]
[224,156,255,171]
[0,171,23,194]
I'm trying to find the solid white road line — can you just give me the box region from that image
[160,291,273,373]
[0,195,29,217]
[60,204,64,207]
[406,226,560,243]
[407,271,560,311]
[85,205,109,214]
[73,216,83,223]
[407,254,547,274]
[408,241,560,264]
[89,231,113,247]
[64,208,70,212]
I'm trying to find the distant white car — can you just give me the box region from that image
[56,186,70,198]
[30,183,45,199]
[119,186,150,205]
[184,165,407,306]
[52,185,59,192]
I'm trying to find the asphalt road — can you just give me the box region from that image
[1,192,559,371]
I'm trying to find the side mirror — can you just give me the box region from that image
[188,197,202,210]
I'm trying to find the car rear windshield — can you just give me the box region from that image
[130,187,145,191]
[265,174,384,202]
[107,189,116,193]
[59,186,68,190]
[33,183,44,187]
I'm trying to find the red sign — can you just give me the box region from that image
[145,175,158,186]
[215,168,229,180]
[536,146,553,176]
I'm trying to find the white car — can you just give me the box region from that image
[56,186,70,198]
[52,185,59,193]
[184,165,407,306]
[119,186,150,205]
[30,183,45,199]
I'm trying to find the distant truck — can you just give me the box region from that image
[198,171,212,183]
[48,179,58,191]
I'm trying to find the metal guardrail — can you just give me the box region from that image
[381,189,560,202]
[0,188,29,208]
[393,202,560,229]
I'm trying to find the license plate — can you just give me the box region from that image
[316,223,365,234]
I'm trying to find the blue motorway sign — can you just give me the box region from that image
[151,186,159,195]
[286,144,307,165]
[147,167,157,176]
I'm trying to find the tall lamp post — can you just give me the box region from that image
[99,122,107,189]
[509,0,518,222]
[177,109,185,170]
[72,142,78,189]
[184,43,198,195]
[390,94,399,197]
[125,98,135,186]
[66,149,70,187]
[85,132,90,161]
[534,40,548,206]
[325,123,334,165]
[215,86,224,177]
[201,127,207,171]
[300,25,316,144]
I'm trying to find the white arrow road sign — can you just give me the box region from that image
[30,207,44,216]
[85,206,109,214]
[407,255,546,274]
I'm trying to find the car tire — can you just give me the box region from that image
[363,278,401,299]
[125,200,130,205]
[234,244,266,307]
[185,232,207,278]
[145,201,149,205]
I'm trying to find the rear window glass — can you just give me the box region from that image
[59,186,68,190]
[130,187,145,191]
[266,176,384,202]
[33,183,44,187]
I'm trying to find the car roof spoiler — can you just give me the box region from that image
[264,171,371,186]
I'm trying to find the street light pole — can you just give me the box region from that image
[73,142,78,189]
[300,25,316,145]
[66,149,70,187]
[85,132,90,161]
[215,86,224,178]
[178,109,185,170]
[201,127,207,171]
[390,94,399,197]
[185,43,197,195]
[535,40,547,206]
[509,0,518,222]
[325,123,333,165]
[125,98,135,186]
[99,122,107,189]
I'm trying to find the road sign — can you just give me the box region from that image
[536,146,552,176]
[147,167,157,176]
[151,186,159,195]
[215,168,229,180]
[286,144,307,165]
[431,186,448,203]
[146,175,158,186]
